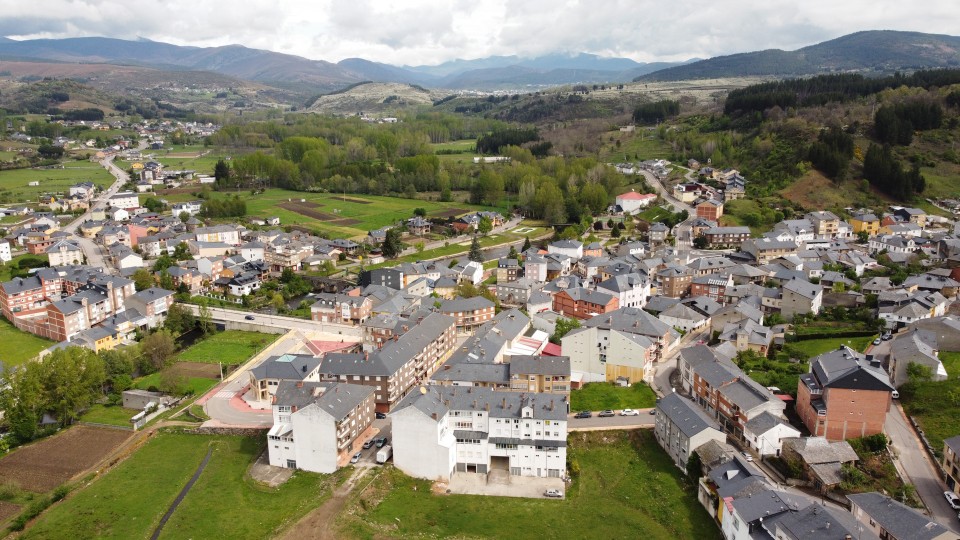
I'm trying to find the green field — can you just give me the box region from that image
[0,317,54,368]
[126,145,233,177]
[78,404,139,427]
[0,161,113,203]
[432,140,476,153]
[22,433,340,540]
[570,382,657,411]
[134,373,218,396]
[160,188,504,239]
[338,430,719,540]
[176,330,277,365]
[785,336,875,359]
[902,351,960,458]
[599,129,673,162]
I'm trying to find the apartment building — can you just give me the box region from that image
[310,293,373,325]
[690,273,733,305]
[496,258,522,283]
[250,354,323,401]
[848,492,951,540]
[702,226,751,248]
[943,435,960,495]
[318,312,456,412]
[742,238,799,265]
[552,287,619,320]
[439,296,495,331]
[126,287,174,328]
[657,266,693,298]
[267,381,376,473]
[654,393,725,469]
[695,199,724,221]
[806,211,840,238]
[391,386,567,482]
[796,347,894,441]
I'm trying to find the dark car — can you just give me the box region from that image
[598,410,615,418]
[244,314,255,320]
[574,411,592,419]
[375,412,387,420]
[376,437,389,448]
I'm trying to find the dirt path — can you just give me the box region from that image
[150,445,214,540]
[280,466,374,540]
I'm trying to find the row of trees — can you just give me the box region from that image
[863,143,926,200]
[632,100,680,124]
[874,101,944,146]
[200,195,247,218]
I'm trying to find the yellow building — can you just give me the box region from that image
[850,212,880,236]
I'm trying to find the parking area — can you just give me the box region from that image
[445,470,566,499]
[341,417,393,467]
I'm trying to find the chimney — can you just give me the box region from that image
[431,412,438,420]
[472,400,477,409]
[485,403,490,412]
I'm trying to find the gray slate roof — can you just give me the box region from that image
[847,492,949,540]
[274,381,374,421]
[251,354,322,381]
[657,393,721,438]
[393,385,568,421]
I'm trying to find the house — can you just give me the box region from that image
[390,386,567,482]
[249,354,322,401]
[221,272,262,297]
[496,258,521,282]
[742,237,799,264]
[107,192,139,209]
[658,302,709,333]
[506,355,571,394]
[654,393,725,469]
[892,207,927,228]
[648,222,669,245]
[439,296,495,331]
[496,277,539,307]
[596,273,649,310]
[110,245,143,270]
[796,346,894,441]
[780,278,823,320]
[547,240,583,260]
[125,287,174,328]
[695,199,724,221]
[552,287,619,320]
[717,319,775,355]
[741,411,800,457]
[690,273,733,304]
[267,381,376,473]
[615,191,657,214]
[806,211,840,238]
[310,293,373,325]
[656,266,693,298]
[561,324,654,385]
[171,201,203,217]
[45,239,84,267]
[850,212,880,236]
[887,328,947,387]
[0,241,10,263]
[847,492,952,540]
[943,435,960,495]
[195,225,241,246]
[166,266,203,294]
[406,216,431,236]
[702,226,751,248]
[69,182,96,200]
[781,437,858,493]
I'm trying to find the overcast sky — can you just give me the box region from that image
[3,0,958,66]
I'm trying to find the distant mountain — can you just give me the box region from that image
[336,58,437,86]
[638,30,960,81]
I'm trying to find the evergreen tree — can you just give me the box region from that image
[381,228,404,259]
[469,236,483,262]
[522,236,531,252]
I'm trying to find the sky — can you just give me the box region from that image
[2,0,958,66]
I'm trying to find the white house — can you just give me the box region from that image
[239,241,266,262]
[561,325,654,385]
[547,240,583,260]
[0,241,11,263]
[658,303,709,333]
[596,273,650,309]
[741,411,801,457]
[391,386,567,483]
[267,381,376,473]
[615,191,657,214]
[195,225,241,246]
[654,393,725,469]
[45,239,84,266]
[107,207,130,222]
[171,201,204,217]
[107,192,139,209]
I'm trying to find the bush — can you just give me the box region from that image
[51,485,69,502]
[0,482,18,501]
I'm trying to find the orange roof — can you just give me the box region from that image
[617,192,656,200]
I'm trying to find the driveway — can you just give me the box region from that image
[446,470,564,499]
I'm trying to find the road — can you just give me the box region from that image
[652,326,711,397]
[180,304,363,337]
[637,169,696,247]
[885,403,960,532]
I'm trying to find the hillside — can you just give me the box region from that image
[304,82,443,115]
[638,30,960,81]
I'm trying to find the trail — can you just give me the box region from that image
[149,445,214,540]
[280,466,373,540]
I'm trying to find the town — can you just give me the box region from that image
[0,114,958,538]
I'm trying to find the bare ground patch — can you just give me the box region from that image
[430,207,470,218]
[278,202,338,221]
[170,362,221,378]
[0,501,20,523]
[0,426,131,492]
[338,197,373,204]
[330,218,361,226]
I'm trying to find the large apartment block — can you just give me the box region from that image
[391,386,567,481]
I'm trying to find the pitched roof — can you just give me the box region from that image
[657,393,721,438]
[846,492,949,540]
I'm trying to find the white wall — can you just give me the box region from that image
[391,407,456,481]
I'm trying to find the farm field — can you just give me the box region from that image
[337,430,719,540]
[22,433,339,540]
[0,317,54,367]
[175,330,277,365]
[0,160,113,203]
[134,362,221,396]
[0,426,131,492]
[158,188,503,239]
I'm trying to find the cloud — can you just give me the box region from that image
[2,0,958,65]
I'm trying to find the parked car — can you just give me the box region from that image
[574,411,592,419]
[376,437,388,448]
[245,314,255,320]
[873,338,882,346]
[350,451,362,464]
[649,409,657,415]
[620,409,639,416]
[882,332,893,341]
[945,491,960,510]
[375,412,387,420]
[362,439,375,450]
[598,410,615,418]
[543,489,563,498]
[741,451,753,462]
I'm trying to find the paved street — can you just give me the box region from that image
[652,327,711,397]
[180,304,364,337]
[568,410,656,430]
[885,403,960,532]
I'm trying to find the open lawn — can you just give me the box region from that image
[78,404,139,428]
[0,161,113,203]
[134,372,219,397]
[784,336,875,360]
[176,330,277,365]
[0,317,54,368]
[599,129,673,162]
[338,430,718,540]
[635,205,674,223]
[901,351,960,458]
[432,140,476,154]
[570,382,657,411]
[23,433,341,540]
[159,188,503,239]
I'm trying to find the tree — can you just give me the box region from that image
[478,216,493,236]
[179,211,190,223]
[610,225,621,238]
[469,235,483,263]
[164,303,196,335]
[522,236,532,252]
[507,245,519,261]
[693,235,708,249]
[140,330,177,372]
[173,242,192,261]
[132,268,154,291]
[551,317,581,344]
[198,300,215,336]
[214,158,231,184]
[381,228,404,259]
[686,451,703,479]
[906,362,933,384]
[856,231,869,244]
[413,207,426,217]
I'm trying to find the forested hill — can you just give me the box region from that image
[637,30,960,81]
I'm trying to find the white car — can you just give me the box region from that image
[543,489,563,498]
[350,451,362,464]
[741,451,754,462]
[945,491,960,510]
[620,409,640,416]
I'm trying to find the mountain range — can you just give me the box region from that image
[1,30,959,94]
